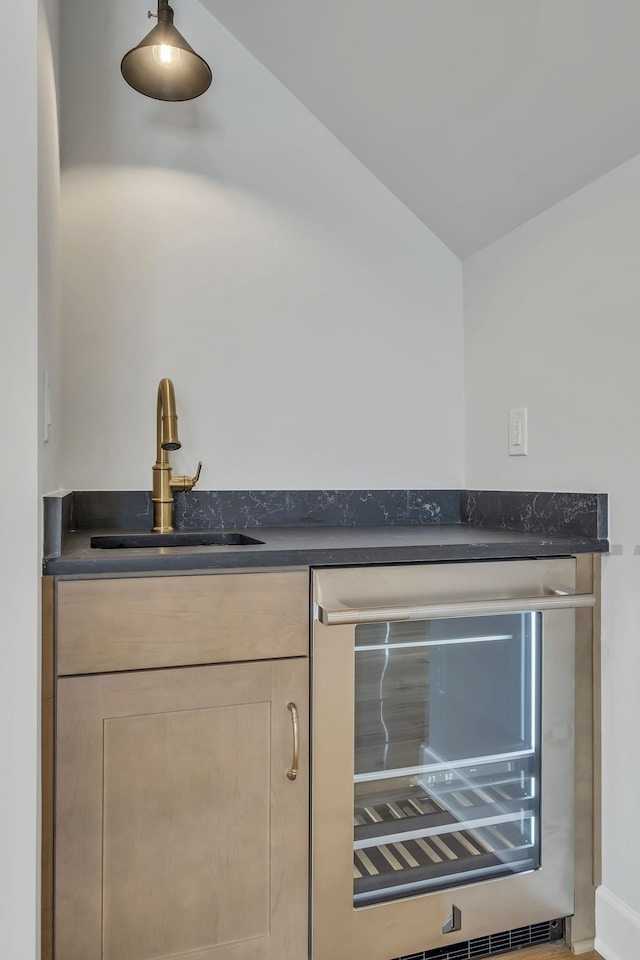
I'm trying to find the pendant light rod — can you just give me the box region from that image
[153,1,174,24]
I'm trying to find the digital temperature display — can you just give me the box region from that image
[421,770,456,785]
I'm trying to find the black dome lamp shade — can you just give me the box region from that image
[121,1,212,102]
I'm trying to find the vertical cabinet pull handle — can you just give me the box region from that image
[287,702,299,781]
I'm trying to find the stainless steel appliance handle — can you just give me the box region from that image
[316,590,596,625]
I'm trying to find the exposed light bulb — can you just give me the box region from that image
[152,44,181,66]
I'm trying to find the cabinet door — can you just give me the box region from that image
[55,658,308,960]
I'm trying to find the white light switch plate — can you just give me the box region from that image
[508,407,527,456]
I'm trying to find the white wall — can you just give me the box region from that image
[59,0,463,491]
[464,153,640,960]
[39,0,61,496]
[0,2,40,956]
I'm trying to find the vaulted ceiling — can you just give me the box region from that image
[201,0,640,257]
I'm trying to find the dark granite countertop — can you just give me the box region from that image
[44,523,607,577]
[43,489,608,576]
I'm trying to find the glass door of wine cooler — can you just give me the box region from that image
[353,612,541,906]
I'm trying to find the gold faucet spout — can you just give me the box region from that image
[156,377,180,461]
[152,378,200,532]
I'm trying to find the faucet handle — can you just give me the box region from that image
[170,460,202,494]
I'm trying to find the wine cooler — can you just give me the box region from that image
[311,559,595,960]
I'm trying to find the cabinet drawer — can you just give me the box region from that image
[56,570,309,675]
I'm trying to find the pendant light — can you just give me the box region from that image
[121,1,212,102]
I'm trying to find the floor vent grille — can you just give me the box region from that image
[390,917,564,960]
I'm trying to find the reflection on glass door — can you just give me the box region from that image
[353,613,541,906]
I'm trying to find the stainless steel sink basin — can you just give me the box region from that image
[90,532,265,549]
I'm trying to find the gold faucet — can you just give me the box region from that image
[152,378,202,532]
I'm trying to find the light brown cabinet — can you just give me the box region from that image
[51,569,310,960]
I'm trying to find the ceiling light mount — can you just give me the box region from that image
[121,0,212,102]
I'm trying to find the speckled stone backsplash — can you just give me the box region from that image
[69,489,461,531]
[174,489,462,529]
[462,490,608,540]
